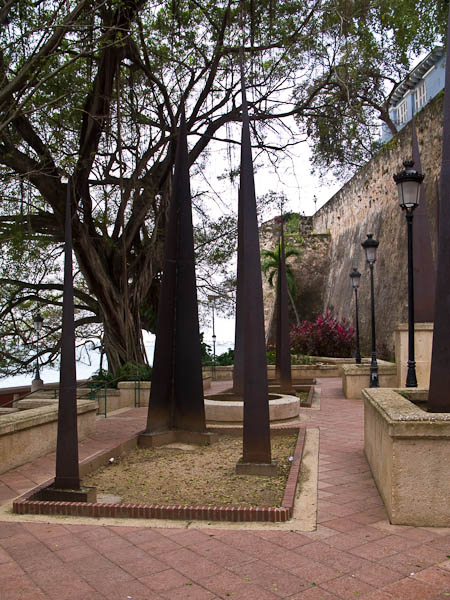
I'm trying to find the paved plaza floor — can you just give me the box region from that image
[1,378,450,599]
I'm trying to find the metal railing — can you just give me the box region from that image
[85,381,109,418]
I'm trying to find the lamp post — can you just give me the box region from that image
[350,267,362,364]
[361,234,379,387]
[32,311,44,390]
[207,295,219,380]
[394,160,425,388]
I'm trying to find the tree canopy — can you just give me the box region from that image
[0,0,446,375]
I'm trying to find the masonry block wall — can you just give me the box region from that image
[260,218,330,343]
[312,93,443,358]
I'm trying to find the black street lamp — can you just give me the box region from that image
[208,295,219,380]
[33,311,44,387]
[350,267,362,364]
[361,234,379,387]
[394,160,425,388]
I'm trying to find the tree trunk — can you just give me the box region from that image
[287,286,301,325]
[72,202,166,375]
[102,300,147,373]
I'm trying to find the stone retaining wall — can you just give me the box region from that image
[363,387,450,526]
[0,400,97,474]
[312,94,442,358]
[341,361,397,399]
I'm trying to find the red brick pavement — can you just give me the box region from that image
[1,378,450,599]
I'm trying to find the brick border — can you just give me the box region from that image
[12,427,306,523]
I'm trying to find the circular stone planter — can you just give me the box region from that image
[204,393,299,423]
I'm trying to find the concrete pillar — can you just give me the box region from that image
[31,378,43,392]
[394,323,434,388]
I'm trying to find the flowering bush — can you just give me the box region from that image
[290,311,354,358]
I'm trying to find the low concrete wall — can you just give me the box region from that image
[270,364,340,379]
[117,381,151,408]
[117,374,212,409]
[204,394,300,423]
[341,361,397,399]
[363,387,450,526]
[0,400,97,475]
[394,322,433,388]
[205,360,360,382]
[203,366,233,381]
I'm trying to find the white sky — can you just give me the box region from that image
[195,116,343,348]
[1,126,343,388]
[0,45,432,388]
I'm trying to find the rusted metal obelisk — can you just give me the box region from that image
[428,4,450,412]
[233,186,244,397]
[411,119,435,322]
[235,59,275,474]
[275,220,293,393]
[38,180,95,501]
[53,179,81,491]
[141,108,213,444]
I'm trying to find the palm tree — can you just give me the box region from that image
[261,243,301,325]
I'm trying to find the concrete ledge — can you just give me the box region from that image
[363,387,450,526]
[203,360,369,382]
[341,362,396,399]
[235,460,278,476]
[0,400,97,474]
[285,365,340,378]
[117,374,211,408]
[0,400,95,435]
[203,366,233,381]
[205,393,300,423]
[117,381,151,408]
[138,429,218,448]
[13,426,306,523]
[395,322,433,388]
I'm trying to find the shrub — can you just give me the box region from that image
[203,348,234,366]
[266,348,276,364]
[216,348,234,366]
[290,311,354,358]
[291,354,317,365]
[91,361,152,387]
[266,346,316,365]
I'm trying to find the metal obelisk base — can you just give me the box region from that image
[139,430,218,448]
[235,460,278,476]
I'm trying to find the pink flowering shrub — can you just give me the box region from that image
[290,311,354,358]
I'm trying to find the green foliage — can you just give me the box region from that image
[299,0,447,175]
[91,362,153,387]
[266,349,317,365]
[0,0,445,374]
[202,347,234,366]
[266,348,276,365]
[291,354,317,365]
[285,213,300,234]
[215,348,234,366]
[200,333,212,363]
[261,243,301,297]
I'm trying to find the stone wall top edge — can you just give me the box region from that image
[0,400,96,435]
[314,92,444,221]
[362,388,450,434]
[117,381,152,389]
[342,364,396,375]
[395,322,434,331]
